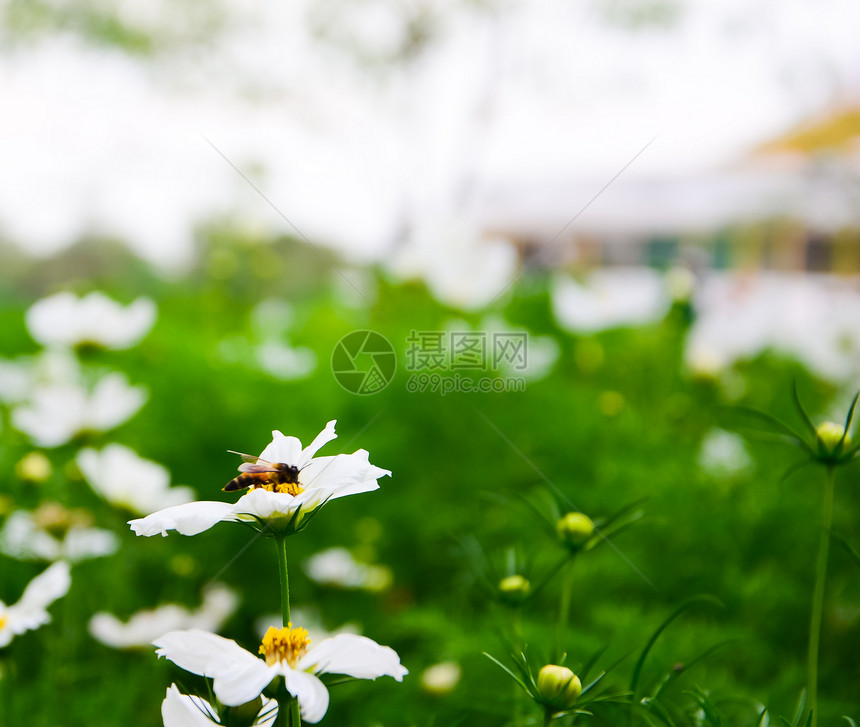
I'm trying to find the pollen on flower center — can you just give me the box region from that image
[259,624,311,667]
[0,614,7,632]
[257,482,305,496]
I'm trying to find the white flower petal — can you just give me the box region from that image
[299,420,337,465]
[301,633,407,682]
[154,630,274,707]
[129,501,237,537]
[301,450,389,499]
[78,444,194,515]
[89,584,238,649]
[162,685,220,727]
[259,431,302,466]
[1,561,71,645]
[283,670,330,724]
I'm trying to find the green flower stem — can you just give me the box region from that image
[557,560,575,651]
[543,707,553,727]
[275,536,301,726]
[276,536,291,626]
[808,464,836,727]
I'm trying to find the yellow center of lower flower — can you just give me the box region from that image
[259,624,311,667]
[257,481,305,496]
[0,614,7,632]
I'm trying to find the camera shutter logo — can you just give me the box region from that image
[331,331,396,394]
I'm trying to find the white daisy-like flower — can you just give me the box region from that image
[162,684,278,727]
[26,291,156,350]
[11,372,147,448]
[0,561,71,647]
[89,583,238,649]
[77,444,195,516]
[129,421,390,538]
[154,625,407,724]
[551,268,672,333]
[304,547,393,592]
[0,505,118,563]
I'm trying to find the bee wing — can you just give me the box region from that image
[238,463,280,473]
[228,450,279,473]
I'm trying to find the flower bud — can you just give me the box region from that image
[816,421,850,453]
[498,574,531,605]
[15,452,52,483]
[556,512,594,549]
[536,664,582,709]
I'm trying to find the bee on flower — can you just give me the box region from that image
[129,421,390,538]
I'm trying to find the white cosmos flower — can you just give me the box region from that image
[89,583,238,649]
[0,506,118,563]
[12,373,147,447]
[304,547,392,592]
[129,421,390,538]
[77,444,195,515]
[162,684,278,727]
[0,561,71,647]
[154,625,407,724]
[26,291,156,349]
[552,268,672,333]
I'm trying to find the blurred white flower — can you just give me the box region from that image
[304,547,393,592]
[129,421,390,538]
[11,372,147,447]
[0,561,71,647]
[481,315,559,382]
[698,428,754,479]
[0,358,32,404]
[26,291,156,349]
[389,217,518,311]
[256,340,317,381]
[685,273,860,383]
[0,505,118,562]
[77,444,195,515]
[419,661,462,696]
[89,583,238,649]
[552,268,672,333]
[155,626,407,724]
[162,684,278,727]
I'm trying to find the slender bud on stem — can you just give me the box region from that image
[816,421,851,454]
[556,512,594,549]
[498,575,531,605]
[536,664,582,710]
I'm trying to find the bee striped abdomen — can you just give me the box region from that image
[223,472,276,492]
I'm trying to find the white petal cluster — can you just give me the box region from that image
[129,421,390,538]
[89,584,238,649]
[0,561,71,647]
[11,373,147,447]
[154,628,407,724]
[26,292,156,350]
[77,444,195,515]
[552,268,672,333]
[0,509,118,563]
[162,684,278,727]
[686,273,860,383]
[304,548,392,592]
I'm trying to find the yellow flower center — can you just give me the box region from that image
[259,624,311,667]
[0,614,7,632]
[258,481,305,496]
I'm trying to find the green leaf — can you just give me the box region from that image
[630,595,723,699]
